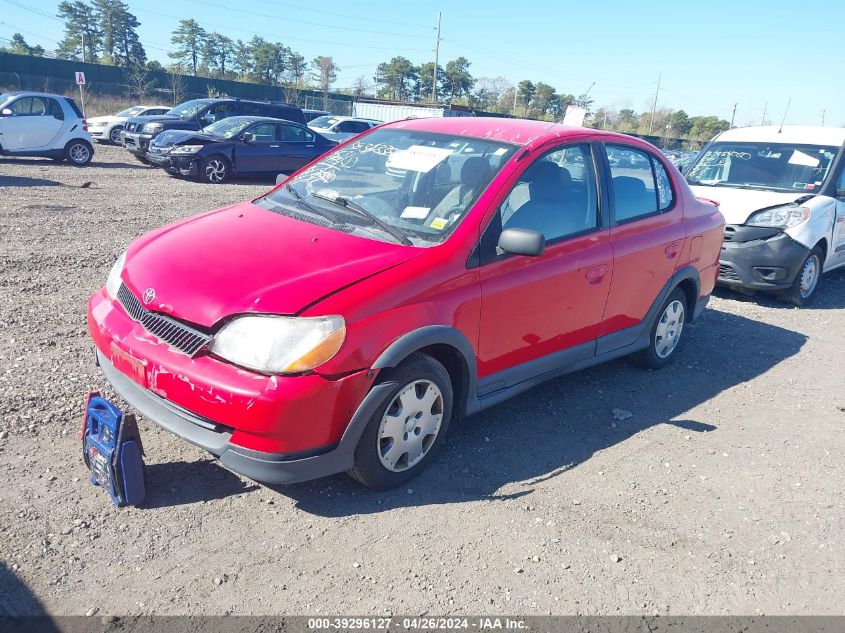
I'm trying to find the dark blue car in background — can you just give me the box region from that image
[146,116,337,183]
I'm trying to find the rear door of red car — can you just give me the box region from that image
[476,141,613,388]
[598,143,686,338]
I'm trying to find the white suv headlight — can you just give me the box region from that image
[105,251,126,299]
[746,205,810,229]
[210,315,346,374]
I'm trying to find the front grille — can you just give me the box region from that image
[116,284,211,357]
[718,264,741,281]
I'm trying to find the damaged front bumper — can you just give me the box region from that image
[87,289,374,484]
[718,225,810,291]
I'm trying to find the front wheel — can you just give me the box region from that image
[109,126,124,144]
[200,155,229,183]
[780,246,823,307]
[633,288,687,369]
[65,140,93,166]
[348,353,453,489]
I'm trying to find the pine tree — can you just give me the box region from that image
[169,19,206,76]
[56,0,102,62]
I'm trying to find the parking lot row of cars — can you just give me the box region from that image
[3,87,844,488]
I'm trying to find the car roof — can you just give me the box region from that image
[1,91,68,99]
[318,115,380,123]
[384,116,635,147]
[714,125,845,147]
[219,115,303,125]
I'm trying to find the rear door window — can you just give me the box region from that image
[279,123,313,142]
[606,144,663,222]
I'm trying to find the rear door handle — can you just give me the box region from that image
[586,265,609,284]
[270,145,279,148]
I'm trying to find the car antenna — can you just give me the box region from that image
[777,98,791,134]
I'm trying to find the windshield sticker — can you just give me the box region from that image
[387,145,453,174]
[493,147,509,156]
[788,150,820,168]
[400,206,431,219]
[429,217,448,230]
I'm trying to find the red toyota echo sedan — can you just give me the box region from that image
[88,117,723,489]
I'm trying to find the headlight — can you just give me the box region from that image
[171,144,203,154]
[105,251,126,299]
[143,123,164,134]
[210,315,346,374]
[746,205,810,229]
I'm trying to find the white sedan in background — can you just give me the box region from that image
[87,105,170,144]
[307,115,382,143]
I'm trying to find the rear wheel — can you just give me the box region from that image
[200,155,229,183]
[65,140,93,166]
[348,353,453,489]
[780,246,822,307]
[633,288,687,369]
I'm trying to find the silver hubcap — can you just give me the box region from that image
[110,128,122,143]
[205,159,226,182]
[655,300,685,359]
[799,255,819,299]
[69,144,89,163]
[377,379,443,472]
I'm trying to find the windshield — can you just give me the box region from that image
[309,115,339,129]
[201,118,252,139]
[687,142,838,193]
[167,99,213,120]
[116,106,145,117]
[257,128,518,246]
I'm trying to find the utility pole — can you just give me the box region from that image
[648,73,661,135]
[432,12,441,104]
[821,109,826,126]
[761,102,767,126]
[730,102,737,128]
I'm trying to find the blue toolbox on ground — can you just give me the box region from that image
[81,391,146,507]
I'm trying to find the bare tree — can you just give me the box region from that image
[168,71,186,106]
[127,65,155,102]
[353,75,369,99]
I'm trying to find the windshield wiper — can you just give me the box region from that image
[284,184,346,225]
[310,191,412,246]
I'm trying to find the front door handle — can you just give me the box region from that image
[586,265,609,285]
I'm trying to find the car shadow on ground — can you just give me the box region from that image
[713,266,845,310]
[0,562,60,629]
[272,308,806,516]
[0,175,63,187]
[141,458,259,508]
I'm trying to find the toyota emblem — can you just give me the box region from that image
[143,288,156,305]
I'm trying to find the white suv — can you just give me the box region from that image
[0,91,94,165]
[87,104,170,144]
[686,126,845,305]
[307,115,381,143]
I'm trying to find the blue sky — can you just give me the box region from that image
[1,0,843,126]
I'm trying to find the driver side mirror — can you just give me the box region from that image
[242,132,254,143]
[0,108,12,117]
[498,228,545,257]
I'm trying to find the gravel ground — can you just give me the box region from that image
[1,144,844,617]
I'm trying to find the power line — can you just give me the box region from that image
[253,0,433,30]
[187,0,433,40]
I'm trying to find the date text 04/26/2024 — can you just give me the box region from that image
[307,617,528,630]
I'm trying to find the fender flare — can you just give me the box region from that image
[372,325,479,416]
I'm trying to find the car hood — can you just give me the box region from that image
[126,114,179,124]
[153,129,219,147]
[688,186,810,225]
[122,200,418,328]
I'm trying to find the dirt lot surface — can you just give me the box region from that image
[1,144,843,617]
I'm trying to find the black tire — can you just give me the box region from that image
[65,139,93,166]
[633,288,687,370]
[779,246,823,307]
[200,155,230,183]
[109,126,124,144]
[132,154,150,164]
[348,353,453,489]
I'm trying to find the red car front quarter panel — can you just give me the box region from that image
[88,289,372,454]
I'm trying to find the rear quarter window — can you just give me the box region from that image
[63,98,83,118]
